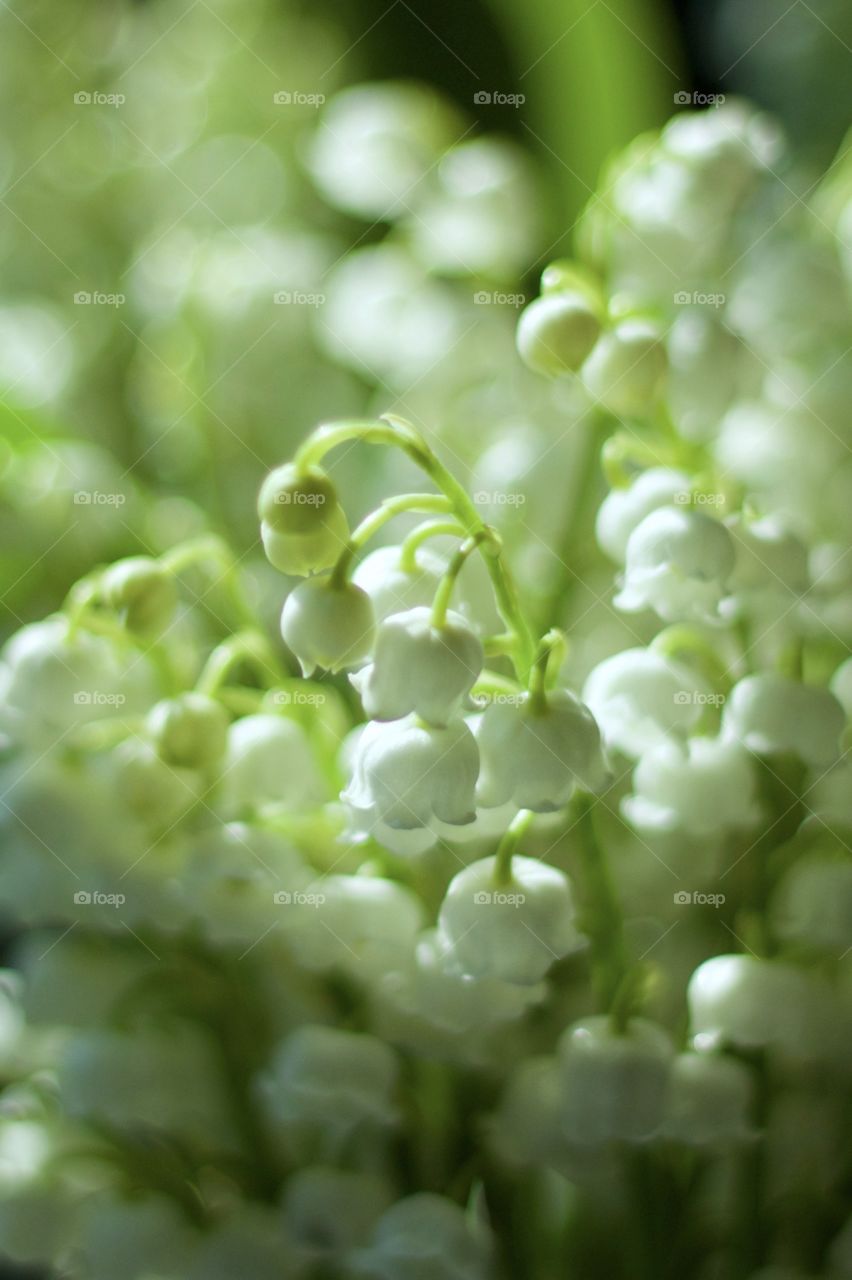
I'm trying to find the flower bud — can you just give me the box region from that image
[581,318,666,416]
[516,292,601,376]
[558,1016,674,1143]
[146,691,229,768]
[101,556,177,633]
[623,736,759,837]
[722,673,844,768]
[352,607,483,726]
[595,467,691,563]
[661,1052,754,1146]
[261,1025,399,1138]
[582,646,714,758]
[342,715,479,851]
[475,689,607,812]
[354,1194,493,1280]
[437,854,581,985]
[0,617,156,747]
[258,464,349,576]
[615,506,736,622]
[280,576,375,677]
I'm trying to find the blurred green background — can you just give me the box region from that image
[0,0,848,631]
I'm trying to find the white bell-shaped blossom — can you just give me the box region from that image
[623,736,760,836]
[58,1024,237,1150]
[352,544,446,624]
[107,737,204,830]
[179,823,314,948]
[687,955,845,1061]
[0,1185,77,1271]
[487,1056,570,1170]
[0,617,157,748]
[722,673,844,767]
[261,1025,399,1139]
[75,1194,200,1280]
[376,930,543,1047]
[289,874,425,975]
[354,1193,494,1280]
[582,646,716,758]
[516,291,601,376]
[437,854,581,985]
[771,857,852,953]
[280,576,375,677]
[595,467,692,563]
[581,318,667,417]
[615,506,736,622]
[185,1206,300,1280]
[220,713,325,813]
[722,515,810,628]
[660,1052,754,1146]
[352,607,483,726]
[282,1166,393,1261]
[475,690,608,812]
[558,1016,674,1143]
[342,715,479,851]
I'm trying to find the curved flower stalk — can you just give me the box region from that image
[2,100,852,1280]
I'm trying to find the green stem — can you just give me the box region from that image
[329,492,453,587]
[295,416,536,679]
[528,628,566,712]
[494,809,534,885]
[196,631,283,696]
[400,519,467,572]
[161,535,257,630]
[574,794,632,1028]
[431,533,487,628]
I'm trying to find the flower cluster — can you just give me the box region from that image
[0,100,851,1280]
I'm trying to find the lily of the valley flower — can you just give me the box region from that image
[352,606,483,726]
